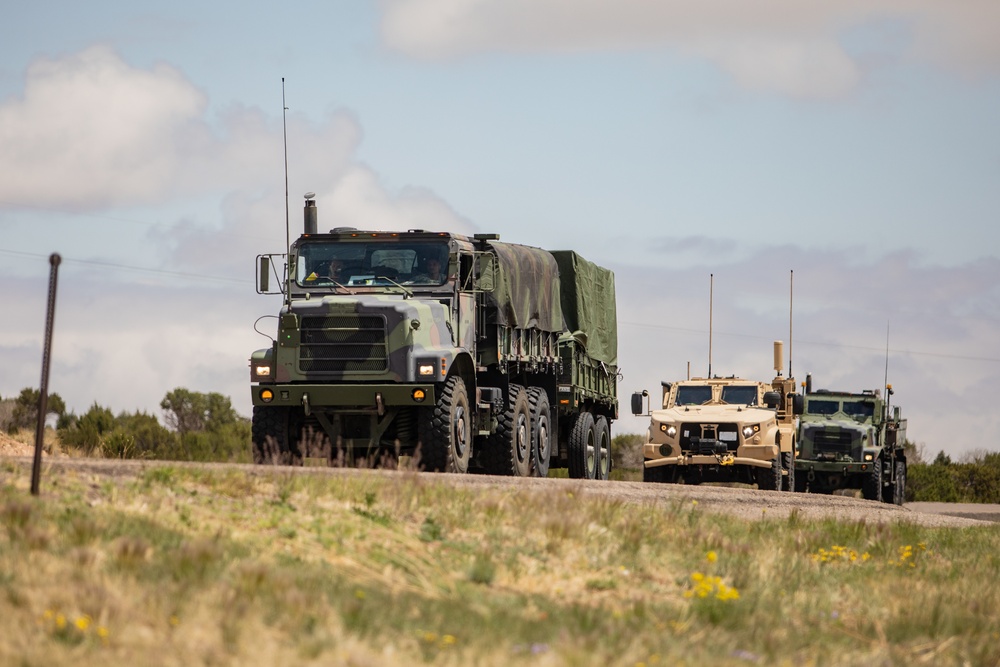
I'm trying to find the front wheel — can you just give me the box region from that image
[782,451,796,492]
[251,405,302,465]
[892,461,906,505]
[418,376,472,473]
[756,455,782,491]
[862,459,884,502]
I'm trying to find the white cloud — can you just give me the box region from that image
[378,0,1000,97]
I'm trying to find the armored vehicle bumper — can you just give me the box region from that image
[643,442,777,469]
[795,459,875,475]
[251,383,437,409]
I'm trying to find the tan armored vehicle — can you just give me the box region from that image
[631,342,801,490]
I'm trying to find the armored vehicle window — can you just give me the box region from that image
[676,385,712,406]
[841,401,875,418]
[808,399,840,415]
[295,241,448,287]
[721,385,758,406]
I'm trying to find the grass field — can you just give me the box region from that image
[2,459,999,666]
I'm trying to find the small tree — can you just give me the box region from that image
[160,388,240,435]
[8,387,66,433]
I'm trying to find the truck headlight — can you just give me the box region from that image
[742,425,756,438]
[659,424,677,437]
[255,365,271,377]
[418,364,435,376]
[864,452,874,461]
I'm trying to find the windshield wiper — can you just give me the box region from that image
[374,275,414,299]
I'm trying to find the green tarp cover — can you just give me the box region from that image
[550,250,618,366]
[488,241,564,334]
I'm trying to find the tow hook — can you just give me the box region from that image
[302,393,311,416]
[719,454,735,466]
[376,392,385,417]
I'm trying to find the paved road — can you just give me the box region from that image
[905,502,1000,524]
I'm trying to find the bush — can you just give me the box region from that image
[906,453,1000,503]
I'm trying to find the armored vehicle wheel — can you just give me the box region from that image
[594,415,611,481]
[526,387,552,478]
[892,461,906,505]
[418,376,472,473]
[782,451,796,492]
[251,405,303,465]
[756,455,782,491]
[643,463,675,483]
[481,384,532,477]
[567,411,597,479]
[862,458,883,502]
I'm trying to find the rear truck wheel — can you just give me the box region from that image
[251,405,302,465]
[862,458,884,502]
[782,451,796,492]
[481,384,532,476]
[756,455,782,491]
[892,461,906,505]
[526,387,552,478]
[594,415,611,481]
[567,411,597,479]
[418,376,472,473]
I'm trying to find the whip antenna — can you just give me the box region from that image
[789,269,794,378]
[708,273,714,378]
[282,78,291,307]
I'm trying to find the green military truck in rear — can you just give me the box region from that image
[248,194,618,478]
[795,375,907,504]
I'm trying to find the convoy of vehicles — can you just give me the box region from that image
[631,342,802,491]
[795,375,908,504]
[249,194,618,478]
[246,194,909,502]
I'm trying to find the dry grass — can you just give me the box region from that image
[1,459,999,666]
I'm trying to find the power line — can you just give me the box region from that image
[0,248,248,285]
[619,319,1000,364]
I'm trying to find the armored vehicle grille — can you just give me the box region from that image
[298,315,388,373]
[679,423,740,453]
[813,429,856,455]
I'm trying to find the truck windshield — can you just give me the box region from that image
[807,399,840,415]
[675,385,713,406]
[295,241,450,288]
[721,385,758,406]
[841,401,875,418]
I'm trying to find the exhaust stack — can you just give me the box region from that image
[304,192,317,234]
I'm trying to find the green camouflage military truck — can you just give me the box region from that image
[249,194,618,478]
[631,343,802,490]
[795,375,907,504]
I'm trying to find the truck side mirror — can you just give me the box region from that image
[476,254,496,292]
[763,391,781,409]
[792,394,804,415]
[631,392,644,416]
[258,256,270,293]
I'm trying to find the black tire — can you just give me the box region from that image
[567,411,597,479]
[862,458,883,502]
[892,461,906,505]
[782,450,796,492]
[481,384,532,476]
[418,376,472,473]
[756,455,782,491]
[643,463,675,483]
[251,405,302,465]
[526,387,552,478]
[794,469,808,493]
[594,416,611,481]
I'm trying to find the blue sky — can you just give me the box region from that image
[1,1,998,458]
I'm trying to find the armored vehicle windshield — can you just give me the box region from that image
[676,385,712,406]
[721,385,759,406]
[296,240,450,287]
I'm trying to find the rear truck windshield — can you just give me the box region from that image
[295,241,449,287]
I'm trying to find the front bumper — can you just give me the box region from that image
[794,459,874,474]
[251,383,437,409]
[643,442,777,470]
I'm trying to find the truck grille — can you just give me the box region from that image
[813,429,855,455]
[680,423,740,453]
[298,315,388,373]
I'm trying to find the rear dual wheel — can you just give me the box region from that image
[482,384,532,476]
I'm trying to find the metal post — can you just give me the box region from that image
[31,253,61,496]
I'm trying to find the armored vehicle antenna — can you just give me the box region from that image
[788,270,794,378]
[281,78,291,308]
[708,273,714,378]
